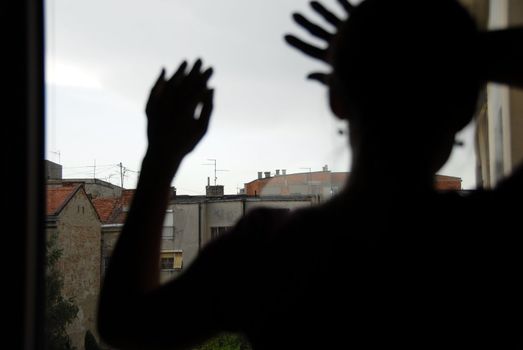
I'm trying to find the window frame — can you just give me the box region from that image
[8,1,46,349]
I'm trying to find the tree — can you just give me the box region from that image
[45,233,79,350]
[192,333,252,350]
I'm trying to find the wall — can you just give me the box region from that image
[158,198,314,282]
[510,88,523,169]
[51,190,101,349]
[459,0,490,29]
[160,205,200,283]
[203,201,244,244]
[484,0,523,186]
[487,0,511,185]
[172,204,200,269]
[245,199,312,213]
[245,172,348,201]
[508,0,523,169]
[101,226,121,277]
[45,160,62,180]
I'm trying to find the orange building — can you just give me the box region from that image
[244,168,462,198]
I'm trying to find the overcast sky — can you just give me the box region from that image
[45,0,477,194]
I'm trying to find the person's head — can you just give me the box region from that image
[329,0,481,173]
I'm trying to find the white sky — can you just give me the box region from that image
[45,0,477,194]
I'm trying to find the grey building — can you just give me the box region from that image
[93,190,314,284]
[159,194,315,283]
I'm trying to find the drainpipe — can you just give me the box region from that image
[198,202,202,250]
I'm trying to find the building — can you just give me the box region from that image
[458,0,523,187]
[94,189,314,284]
[45,159,63,181]
[245,168,462,200]
[46,183,101,349]
[45,159,124,199]
[165,194,315,282]
[47,178,123,201]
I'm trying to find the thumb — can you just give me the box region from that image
[307,72,330,85]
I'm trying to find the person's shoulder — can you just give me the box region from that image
[241,206,291,223]
[233,204,326,241]
[238,205,316,231]
[434,189,495,212]
[492,164,523,197]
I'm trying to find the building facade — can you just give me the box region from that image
[245,169,462,200]
[459,0,523,187]
[46,184,101,349]
[163,195,315,282]
[482,0,523,187]
[94,190,314,284]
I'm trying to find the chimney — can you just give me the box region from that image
[276,169,280,176]
[282,169,286,175]
[169,186,177,199]
[258,172,263,180]
[264,172,271,178]
[206,185,224,197]
[207,177,210,186]
[322,165,329,172]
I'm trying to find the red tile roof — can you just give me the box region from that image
[46,184,82,216]
[435,175,462,190]
[91,190,135,225]
[91,198,119,223]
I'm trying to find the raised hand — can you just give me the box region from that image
[285,0,354,84]
[145,59,214,172]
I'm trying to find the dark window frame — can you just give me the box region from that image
[7,1,46,349]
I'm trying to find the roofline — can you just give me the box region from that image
[170,194,315,204]
[243,172,462,186]
[83,187,102,222]
[48,184,102,222]
[243,171,350,186]
[49,178,124,189]
[434,175,463,181]
[48,184,82,216]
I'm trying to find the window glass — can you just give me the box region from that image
[160,254,175,270]
[45,1,517,349]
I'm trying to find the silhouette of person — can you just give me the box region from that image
[98,0,523,348]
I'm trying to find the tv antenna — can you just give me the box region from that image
[202,159,229,186]
[51,150,61,164]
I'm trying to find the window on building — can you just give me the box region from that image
[160,251,183,271]
[174,251,183,270]
[211,226,232,240]
[160,252,174,270]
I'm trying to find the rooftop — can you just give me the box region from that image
[46,184,82,216]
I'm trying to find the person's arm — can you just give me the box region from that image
[97,59,215,349]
